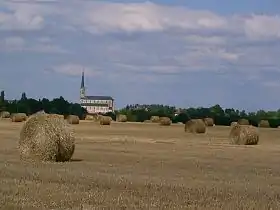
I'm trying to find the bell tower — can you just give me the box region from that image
[80,70,86,98]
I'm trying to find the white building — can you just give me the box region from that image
[80,71,114,114]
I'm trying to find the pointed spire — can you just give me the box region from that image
[81,69,85,89]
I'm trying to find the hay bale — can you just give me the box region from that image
[100,116,112,125]
[150,116,160,123]
[238,118,249,125]
[19,113,75,162]
[204,118,214,126]
[117,114,127,122]
[48,114,64,119]
[11,113,27,122]
[159,117,171,126]
[231,122,238,126]
[229,124,259,145]
[67,115,79,124]
[184,119,206,134]
[258,120,270,128]
[143,120,152,123]
[85,115,94,120]
[0,111,10,118]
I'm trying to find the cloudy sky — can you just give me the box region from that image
[0,0,280,111]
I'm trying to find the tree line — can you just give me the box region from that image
[1,91,280,127]
[0,91,87,119]
[112,104,280,128]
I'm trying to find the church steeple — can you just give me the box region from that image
[80,70,85,98]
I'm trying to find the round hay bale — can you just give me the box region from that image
[0,111,10,118]
[238,118,249,125]
[204,118,214,126]
[85,115,94,120]
[100,116,112,125]
[67,115,79,124]
[143,120,152,123]
[19,113,75,162]
[150,116,160,123]
[159,117,171,126]
[231,121,238,126]
[185,119,206,133]
[117,114,127,122]
[229,124,259,145]
[48,114,64,119]
[258,120,270,128]
[11,113,27,122]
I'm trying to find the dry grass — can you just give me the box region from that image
[1,121,280,209]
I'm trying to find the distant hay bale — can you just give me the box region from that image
[204,117,214,126]
[0,111,10,118]
[150,116,160,123]
[229,124,259,145]
[67,115,79,124]
[185,119,206,134]
[85,115,94,120]
[258,120,270,128]
[19,113,75,162]
[143,120,152,123]
[231,122,238,126]
[11,113,27,122]
[49,114,64,119]
[100,116,112,125]
[117,114,127,122]
[238,118,249,125]
[36,110,45,114]
[159,117,171,126]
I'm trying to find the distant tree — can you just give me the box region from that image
[0,91,4,102]
[21,92,27,101]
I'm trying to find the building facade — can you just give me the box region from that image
[80,71,114,114]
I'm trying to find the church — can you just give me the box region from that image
[79,71,114,114]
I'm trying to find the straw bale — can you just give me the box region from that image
[67,115,79,124]
[159,117,171,126]
[0,111,10,118]
[11,113,27,122]
[229,124,259,145]
[100,116,112,125]
[184,119,206,134]
[258,120,270,128]
[117,114,127,122]
[150,116,160,123]
[19,113,75,162]
[238,118,250,125]
[204,118,214,126]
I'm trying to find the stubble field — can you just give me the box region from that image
[1,119,280,209]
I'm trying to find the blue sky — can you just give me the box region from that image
[0,0,280,111]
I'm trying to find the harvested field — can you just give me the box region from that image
[1,120,280,209]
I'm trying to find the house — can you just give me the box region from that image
[79,71,114,114]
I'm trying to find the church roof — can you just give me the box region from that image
[81,95,114,100]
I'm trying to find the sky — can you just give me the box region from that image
[0,0,280,111]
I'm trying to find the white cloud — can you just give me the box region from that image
[0,36,68,53]
[0,1,280,78]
